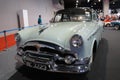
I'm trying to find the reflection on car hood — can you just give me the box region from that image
[35,22,85,49]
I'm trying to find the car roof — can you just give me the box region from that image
[56,7,93,14]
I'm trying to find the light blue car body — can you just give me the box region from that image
[15,8,103,73]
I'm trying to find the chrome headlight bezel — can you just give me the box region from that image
[15,33,21,47]
[17,47,24,56]
[70,34,83,48]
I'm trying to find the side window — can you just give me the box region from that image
[85,12,91,20]
[92,12,98,20]
[62,14,70,21]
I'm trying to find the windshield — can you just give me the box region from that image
[54,9,92,22]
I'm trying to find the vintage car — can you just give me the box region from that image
[15,7,103,73]
[111,20,120,30]
[103,18,111,27]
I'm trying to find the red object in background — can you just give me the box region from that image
[0,34,16,51]
[104,19,111,22]
[104,15,111,22]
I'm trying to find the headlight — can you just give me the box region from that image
[70,34,83,48]
[64,55,75,65]
[15,33,21,47]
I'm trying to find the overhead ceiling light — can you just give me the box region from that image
[76,5,78,8]
[94,3,96,5]
[113,2,115,4]
[98,0,101,2]
[76,3,78,6]
[76,4,78,8]
[87,0,90,3]
[76,0,79,3]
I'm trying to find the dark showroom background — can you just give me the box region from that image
[0,0,120,80]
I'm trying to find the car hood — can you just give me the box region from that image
[32,22,85,49]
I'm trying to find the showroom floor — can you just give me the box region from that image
[0,27,120,80]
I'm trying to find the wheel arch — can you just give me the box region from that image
[90,38,97,60]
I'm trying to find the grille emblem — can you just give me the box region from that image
[34,44,41,49]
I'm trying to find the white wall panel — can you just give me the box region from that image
[0,0,64,32]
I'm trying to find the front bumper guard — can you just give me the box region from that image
[15,54,90,73]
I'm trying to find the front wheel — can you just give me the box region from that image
[106,24,110,27]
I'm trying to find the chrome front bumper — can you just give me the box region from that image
[15,54,90,73]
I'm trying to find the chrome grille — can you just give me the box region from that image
[24,51,54,63]
[22,41,64,64]
[23,41,62,52]
[23,41,70,64]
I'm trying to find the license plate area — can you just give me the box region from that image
[25,61,48,70]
